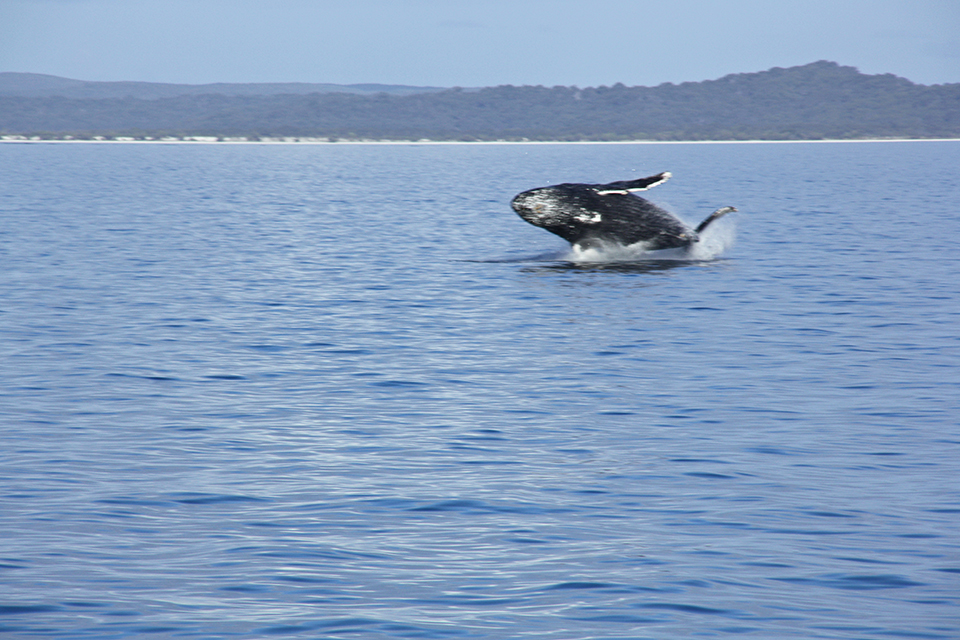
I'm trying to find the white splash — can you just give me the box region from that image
[567,218,736,264]
[686,217,737,261]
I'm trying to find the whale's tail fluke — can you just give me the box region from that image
[695,206,737,236]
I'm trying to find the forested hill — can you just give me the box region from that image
[2,61,958,141]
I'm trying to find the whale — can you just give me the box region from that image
[511,172,736,252]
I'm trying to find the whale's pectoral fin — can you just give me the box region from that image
[694,206,737,235]
[594,171,671,195]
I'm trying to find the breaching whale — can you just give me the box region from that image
[511,172,736,252]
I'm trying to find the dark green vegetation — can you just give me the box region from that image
[2,62,958,141]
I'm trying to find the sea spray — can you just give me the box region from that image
[566,217,736,263]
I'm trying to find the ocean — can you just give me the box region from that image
[1,140,958,639]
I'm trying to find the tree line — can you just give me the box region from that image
[2,62,958,141]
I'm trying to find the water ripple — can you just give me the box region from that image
[1,140,958,640]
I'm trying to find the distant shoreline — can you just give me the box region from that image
[2,137,958,146]
[5,64,957,142]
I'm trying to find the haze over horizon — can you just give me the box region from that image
[2,0,958,89]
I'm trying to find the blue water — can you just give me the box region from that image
[1,140,958,639]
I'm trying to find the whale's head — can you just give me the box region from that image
[511,185,608,245]
[510,185,600,229]
[511,188,569,227]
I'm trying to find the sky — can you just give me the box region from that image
[1,0,958,88]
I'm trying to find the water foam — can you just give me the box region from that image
[566,218,736,264]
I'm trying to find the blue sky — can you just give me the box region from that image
[2,0,958,87]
